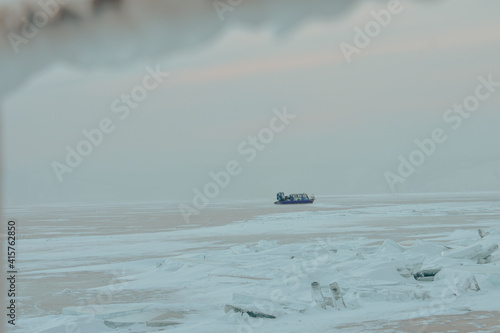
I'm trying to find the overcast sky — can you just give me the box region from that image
[2,0,500,206]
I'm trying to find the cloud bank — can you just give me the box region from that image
[0,0,357,96]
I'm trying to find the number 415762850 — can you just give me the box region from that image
[7,221,16,270]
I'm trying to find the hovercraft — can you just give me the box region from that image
[274,192,315,205]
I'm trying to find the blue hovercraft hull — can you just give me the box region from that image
[274,199,315,205]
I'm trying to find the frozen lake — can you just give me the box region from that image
[4,192,500,332]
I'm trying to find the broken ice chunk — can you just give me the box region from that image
[311,282,327,309]
[103,310,181,328]
[224,304,276,319]
[445,243,498,264]
[434,269,481,294]
[413,268,441,281]
[397,257,424,278]
[376,239,405,254]
[478,229,490,239]
[329,282,346,310]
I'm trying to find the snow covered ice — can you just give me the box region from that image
[7,193,500,332]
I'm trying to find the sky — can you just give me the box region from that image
[1,0,500,206]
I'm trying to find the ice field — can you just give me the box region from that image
[5,192,500,332]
